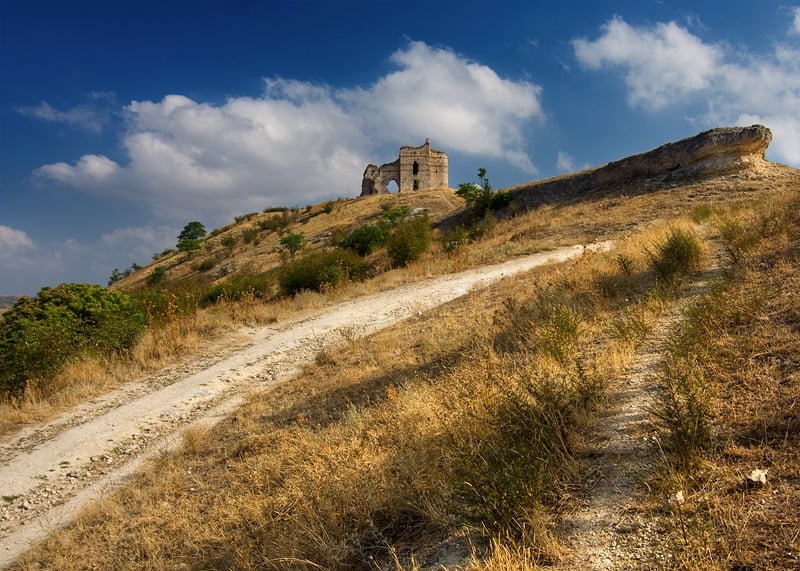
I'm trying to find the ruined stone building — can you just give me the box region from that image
[360,139,448,196]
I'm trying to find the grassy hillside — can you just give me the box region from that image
[10,151,800,568]
[113,188,461,292]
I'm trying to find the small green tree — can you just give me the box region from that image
[108,268,124,286]
[280,233,306,256]
[177,221,206,255]
[456,168,511,218]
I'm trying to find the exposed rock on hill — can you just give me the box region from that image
[510,125,773,207]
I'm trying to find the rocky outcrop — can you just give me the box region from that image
[510,125,772,207]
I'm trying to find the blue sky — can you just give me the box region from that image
[2,0,800,295]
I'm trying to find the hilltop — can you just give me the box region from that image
[3,125,800,570]
[113,188,461,292]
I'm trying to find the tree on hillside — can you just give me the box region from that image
[176,221,207,255]
[456,168,512,218]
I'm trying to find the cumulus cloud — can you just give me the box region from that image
[792,7,800,34]
[342,41,543,171]
[574,15,800,165]
[32,42,543,225]
[573,16,722,110]
[0,225,180,295]
[0,226,35,259]
[35,154,120,188]
[16,92,116,133]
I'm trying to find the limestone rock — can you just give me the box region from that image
[511,125,772,208]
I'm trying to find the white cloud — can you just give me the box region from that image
[0,226,35,259]
[35,154,120,188]
[16,93,116,133]
[32,42,543,225]
[792,7,800,34]
[556,151,575,172]
[0,225,181,294]
[573,16,722,110]
[573,15,800,165]
[342,41,543,171]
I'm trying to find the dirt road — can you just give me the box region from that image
[0,243,609,567]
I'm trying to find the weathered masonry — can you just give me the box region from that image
[360,139,448,196]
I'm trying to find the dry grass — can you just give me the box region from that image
[650,191,800,569]
[13,220,705,570]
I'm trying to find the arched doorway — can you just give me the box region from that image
[385,179,400,193]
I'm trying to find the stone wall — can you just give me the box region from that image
[361,139,448,196]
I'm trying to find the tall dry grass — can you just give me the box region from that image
[650,192,800,569]
[13,221,707,570]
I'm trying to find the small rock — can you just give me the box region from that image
[66,471,80,478]
[20,501,30,511]
[746,468,768,488]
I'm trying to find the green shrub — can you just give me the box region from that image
[278,249,367,296]
[149,266,167,285]
[442,225,469,253]
[221,235,238,249]
[489,190,513,210]
[340,223,389,256]
[0,284,146,396]
[386,215,432,267]
[280,233,306,255]
[263,206,289,214]
[203,273,275,304]
[380,206,410,226]
[258,212,292,233]
[647,228,702,286]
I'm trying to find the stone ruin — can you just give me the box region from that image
[360,139,448,196]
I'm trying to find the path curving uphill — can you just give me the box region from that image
[0,242,610,568]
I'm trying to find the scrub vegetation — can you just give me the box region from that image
[4,158,800,569]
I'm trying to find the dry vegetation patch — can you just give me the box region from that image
[651,193,800,569]
[13,222,709,570]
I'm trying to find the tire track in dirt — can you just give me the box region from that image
[0,242,609,568]
[555,256,722,570]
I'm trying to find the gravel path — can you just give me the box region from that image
[0,243,609,568]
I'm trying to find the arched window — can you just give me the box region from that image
[386,179,399,193]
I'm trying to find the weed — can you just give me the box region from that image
[646,228,702,286]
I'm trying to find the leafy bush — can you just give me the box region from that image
[263,206,290,214]
[457,168,512,218]
[489,190,512,210]
[258,212,292,233]
[221,235,238,249]
[203,273,275,303]
[380,206,410,225]
[0,284,146,396]
[278,249,367,296]
[149,266,167,285]
[340,223,389,256]
[443,225,469,253]
[280,233,306,255]
[386,215,432,267]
